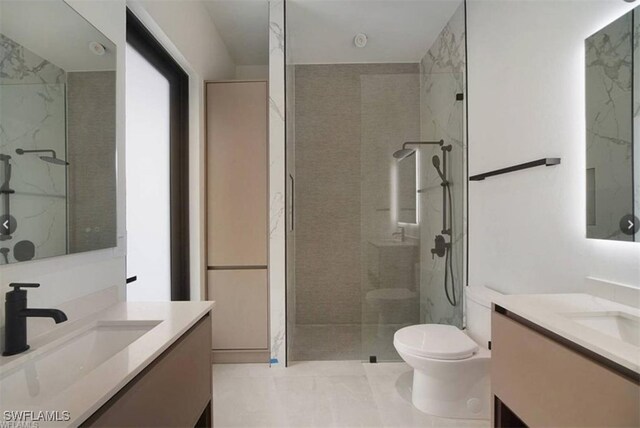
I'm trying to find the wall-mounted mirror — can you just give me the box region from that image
[397,154,417,224]
[585,7,639,242]
[0,0,117,263]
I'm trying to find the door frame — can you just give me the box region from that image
[126,9,190,301]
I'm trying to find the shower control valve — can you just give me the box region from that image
[431,235,449,259]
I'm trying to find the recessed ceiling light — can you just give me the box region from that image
[89,41,106,56]
[354,33,368,48]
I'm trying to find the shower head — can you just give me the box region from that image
[432,155,440,169]
[16,148,68,166]
[432,155,446,183]
[393,140,444,160]
[40,155,69,166]
[393,148,415,160]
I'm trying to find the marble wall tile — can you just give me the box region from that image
[586,12,634,241]
[0,34,65,85]
[418,3,466,327]
[0,34,67,263]
[269,0,287,366]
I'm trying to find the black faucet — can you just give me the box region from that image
[3,283,67,356]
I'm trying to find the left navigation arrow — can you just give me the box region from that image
[0,215,16,236]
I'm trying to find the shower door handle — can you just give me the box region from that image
[288,174,294,232]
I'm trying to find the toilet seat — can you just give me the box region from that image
[394,324,479,360]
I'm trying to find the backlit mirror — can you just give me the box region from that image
[397,154,417,224]
[585,6,640,242]
[0,0,117,263]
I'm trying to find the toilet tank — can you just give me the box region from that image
[464,285,503,348]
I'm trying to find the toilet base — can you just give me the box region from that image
[408,353,490,420]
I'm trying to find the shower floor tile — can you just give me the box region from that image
[290,324,406,362]
[213,361,490,428]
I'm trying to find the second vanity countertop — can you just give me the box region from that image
[0,301,214,427]
[493,293,640,376]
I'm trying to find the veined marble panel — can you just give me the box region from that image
[418,3,466,327]
[586,12,634,241]
[0,34,67,263]
[269,0,287,366]
[0,34,65,85]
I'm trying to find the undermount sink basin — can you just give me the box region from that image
[0,320,160,405]
[563,311,640,347]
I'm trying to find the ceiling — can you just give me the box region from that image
[287,0,463,64]
[204,0,462,66]
[0,0,116,72]
[204,0,269,66]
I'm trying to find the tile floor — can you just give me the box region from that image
[212,361,490,428]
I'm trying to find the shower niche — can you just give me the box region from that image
[0,0,117,264]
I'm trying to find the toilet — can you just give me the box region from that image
[393,285,502,420]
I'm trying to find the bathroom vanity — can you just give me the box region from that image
[0,302,214,427]
[491,294,639,427]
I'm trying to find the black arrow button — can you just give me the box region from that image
[620,214,640,236]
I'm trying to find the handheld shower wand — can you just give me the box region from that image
[431,148,456,307]
[431,155,447,184]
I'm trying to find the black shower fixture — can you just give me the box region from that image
[431,155,447,184]
[394,139,457,307]
[392,140,443,159]
[16,148,69,166]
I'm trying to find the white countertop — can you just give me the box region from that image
[493,293,640,375]
[0,301,213,427]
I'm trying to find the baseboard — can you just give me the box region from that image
[212,349,270,363]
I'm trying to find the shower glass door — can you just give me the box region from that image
[284,0,467,363]
[360,69,465,362]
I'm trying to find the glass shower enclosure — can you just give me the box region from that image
[285,0,467,362]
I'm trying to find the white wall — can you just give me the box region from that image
[0,0,127,347]
[128,0,236,301]
[467,0,640,295]
[236,65,269,80]
[133,0,235,80]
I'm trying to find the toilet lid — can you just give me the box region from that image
[394,324,479,360]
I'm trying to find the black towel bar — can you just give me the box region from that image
[469,158,560,181]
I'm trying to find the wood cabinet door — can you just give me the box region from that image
[492,311,639,427]
[206,81,268,267]
[208,270,268,350]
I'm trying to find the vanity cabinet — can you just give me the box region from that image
[80,314,212,428]
[491,309,639,427]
